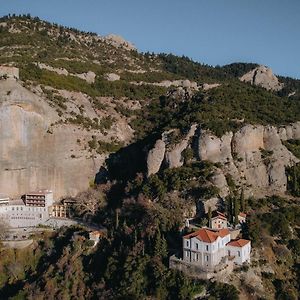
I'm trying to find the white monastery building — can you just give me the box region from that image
[0,190,54,228]
[183,227,251,267]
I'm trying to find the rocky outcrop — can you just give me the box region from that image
[146,125,198,177]
[104,34,136,51]
[147,139,166,176]
[0,79,133,199]
[198,124,299,197]
[240,65,284,91]
[37,63,96,83]
[147,123,300,197]
[131,79,198,90]
[165,125,197,168]
[74,71,96,84]
[104,73,120,81]
[0,66,19,79]
[201,83,221,91]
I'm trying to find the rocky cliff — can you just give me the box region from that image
[240,65,284,91]
[147,123,300,198]
[0,77,133,199]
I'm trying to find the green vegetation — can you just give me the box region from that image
[286,164,300,197]
[88,136,124,154]
[244,196,300,298]
[132,80,300,138]
[283,139,300,159]
[140,161,218,201]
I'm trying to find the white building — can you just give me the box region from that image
[0,194,9,206]
[210,211,228,230]
[227,239,251,264]
[183,227,251,268]
[183,228,231,268]
[0,190,53,228]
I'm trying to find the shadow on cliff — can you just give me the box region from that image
[102,135,158,182]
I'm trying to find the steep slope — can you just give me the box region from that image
[1,15,300,201]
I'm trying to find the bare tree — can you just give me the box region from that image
[74,188,106,219]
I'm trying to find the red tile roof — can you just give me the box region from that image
[216,228,230,238]
[238,212,247,218]
[183,228,230,243]
[227,239,250,248]
[212,211,227,220]
[212,215,227,221]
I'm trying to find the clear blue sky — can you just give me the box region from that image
[0,0,299,79]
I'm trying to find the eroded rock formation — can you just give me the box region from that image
[240,65,284,91]
[147,123,300,198]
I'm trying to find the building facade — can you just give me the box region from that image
[227,239,251,264]
[0,190,54,228]
[183,227,251,268]
[210,211,228,230]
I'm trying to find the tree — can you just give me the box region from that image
[74,188,106,219]
[234,197,239,226]
[207,206,212,228]
[154,230,168,259]
[225,196,233,224]
[240,188,245,212]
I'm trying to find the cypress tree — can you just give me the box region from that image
[240,188,245,212]
[234,197,239,226]
[208,206,212,228]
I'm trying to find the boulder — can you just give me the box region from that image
[104,73,120,81]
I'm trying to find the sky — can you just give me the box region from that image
[0,0,299,79]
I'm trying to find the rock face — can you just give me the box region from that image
[147,123,300,197]
[165,125,197,168]
[75,71,96,84]
[0,79,133,200]
[104,34,136,51]
[198,124,299,197]
[147,139,166,176]
[0,66,19,79]
[240,65,284,91]
[104,73,120,82]
[37,63,96,83]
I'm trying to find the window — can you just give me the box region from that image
[238,251,241,257]
[186,240,189,247]
[206,245,209,251]
[196,254,199,261]
[196,243,198,250]
[205,255,209,262]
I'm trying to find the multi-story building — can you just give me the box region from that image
[183,228,231,268]
[183,227,251,267]
[0,190,54,228]
[0,194,9,206]
[24,190,54,207]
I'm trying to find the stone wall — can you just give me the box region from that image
[169,255,234,280]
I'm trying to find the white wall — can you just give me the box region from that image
[227,243,251,265]
[183,234,231,267]
[211,217,227,229]
[0,204,49,228]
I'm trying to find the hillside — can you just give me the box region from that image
[1,15,300,300]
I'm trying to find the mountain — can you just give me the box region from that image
[1,15,300,299]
